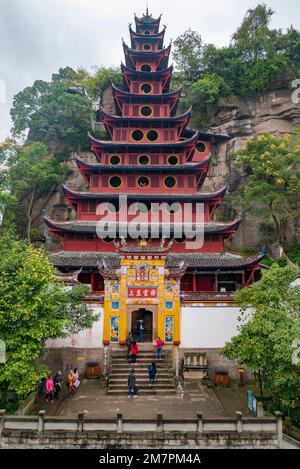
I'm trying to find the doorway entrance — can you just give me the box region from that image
[131,309,153,343]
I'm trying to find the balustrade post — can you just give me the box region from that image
[157,413,163,433]
[117,413,123,433]
[236,411,243,433]
[275,411,283,449]
[38,410,45,433]
[0,409,5,442]
[196,413,203,433]
[77,411,87,433]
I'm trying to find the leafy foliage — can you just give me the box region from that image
[11,67,93,155]
[172,4,300,111]
[0,140,65,240]
[229,131,300,245]
[0,233,94,401]
[86,67,122,99]
[221,264,300,410]
[172,29,203,82]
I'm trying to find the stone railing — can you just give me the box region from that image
[183,291,235,302]
[0,410,283,449]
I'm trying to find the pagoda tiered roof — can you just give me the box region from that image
[100,107,192,138]
[111,84,181,116]
[183,128,232,144]
[61,184,227,202]
[129,26,166,49]
[134,13,162,33]
[88,130,197,156]
[75,156,210,175]
[51,251,263,271]
[123,42,171,70]
[121,64,173,92]
[44,217,240,236]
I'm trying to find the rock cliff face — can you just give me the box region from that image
[41,78,300,252]
[204,77,300,251]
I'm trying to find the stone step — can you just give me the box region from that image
[109,375,174,384]
[112,358,168,364]
[109,372,172,378]
[111,349,168,357]
[110,366,170,373]
[108,383,175,390]
[107,388,176,395]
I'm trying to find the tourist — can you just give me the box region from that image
[44,375,54,403]
[126,331,133,358]
[38,376,46,399]
[130,341,139,364]
[148,362,157,387]
[73,368,81,389]
[156,337,163,359]
[127,368,138,398]
[66,369,75,396]
[138,320,144,342]
[53,371,62,400]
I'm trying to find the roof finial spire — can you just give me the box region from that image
[146,2,149,16]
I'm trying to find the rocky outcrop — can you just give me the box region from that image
[203,77,300,251]
[40,77,300,252]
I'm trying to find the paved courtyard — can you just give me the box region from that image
[32,379,255,419]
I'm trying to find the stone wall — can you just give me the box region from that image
[0,410,282,449]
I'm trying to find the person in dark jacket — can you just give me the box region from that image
[148,362,157,387]
[126,331,133,358]
[53,371,62,400]
[128,369,138,398]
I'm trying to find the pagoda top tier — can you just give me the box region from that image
[134,10,162,34]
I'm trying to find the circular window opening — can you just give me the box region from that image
[168,155,179,165]
[141,64,151,72]
[137,176,150,188]
[139,155,149,165]
[143,44,151,51]
[132,129,144,141]
[141,106,152,117]
[110,155,121,165]
[141,83,152,94]
[147,130,158,142]
[164,176,176,188]
[144,31,150,35]
[196,141,207,153]
[109,176,122,188]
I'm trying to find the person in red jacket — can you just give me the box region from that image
[156,337,163,359]
[130,341,139,364]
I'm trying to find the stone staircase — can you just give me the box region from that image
[107,345,176,395]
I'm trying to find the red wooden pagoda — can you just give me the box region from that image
[45,10,263,345]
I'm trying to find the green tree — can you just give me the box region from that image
[221,264,300,410]
[0,234,94,403]
[229,131,300,245]
[10,67,93,155]
[232,4,276,62]
[86,67,122,99]
[172,29,203,82]
[1,141,64,241]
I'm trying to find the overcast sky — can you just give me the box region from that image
[0,0,299,141]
